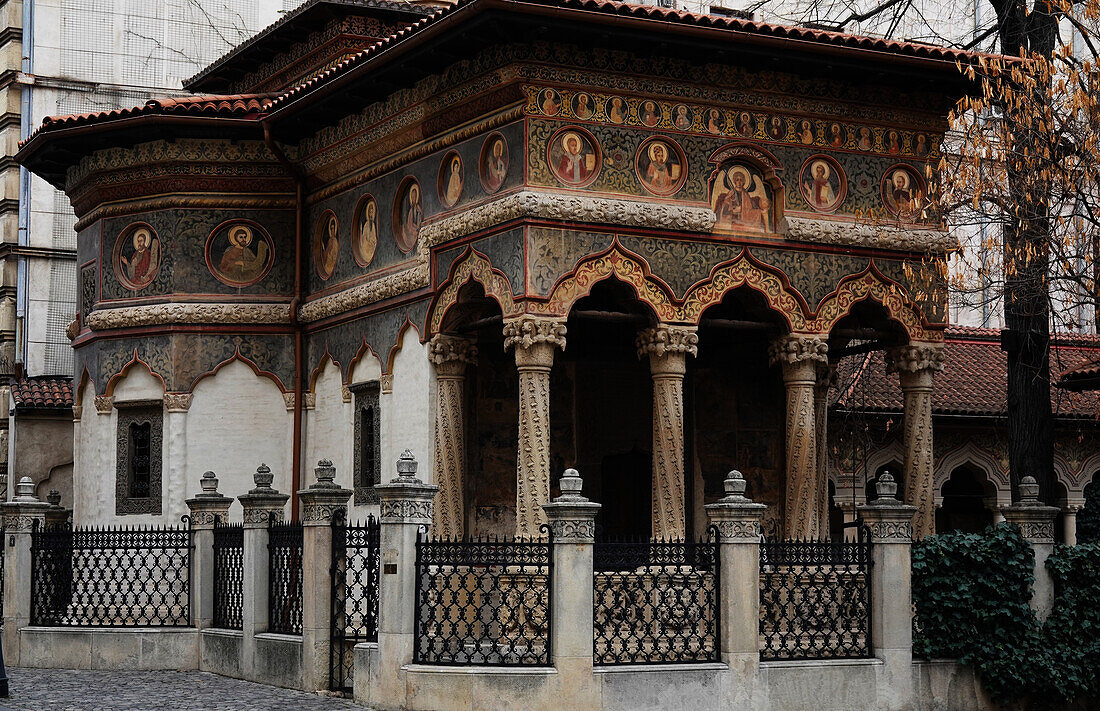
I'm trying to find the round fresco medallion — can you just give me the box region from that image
[605,96,627,125]
[798,155,846,214]
[547,126,601,188]
[881,164,925,221]
[856,126,875,152]
[571,92,595,120]
[538,88,561,117]
[114,222,161,290]
[438,151,464,209]
[827,122,845,149]
[766,115,786,140]
[672,104,693,130]
[353,194,378,267]
[635,136,686,197]
[885,129,902,155]
[314,210,340,280]
[393,177,423,253]
[479,133,509,194]
[205,220,274,288]
[704,108,725,135]
[797,119,816,145]
[914,133,930,156]
[639,99,662,127]
[736,112,754,136]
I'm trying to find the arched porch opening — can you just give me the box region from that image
[690,285,788,538]
[560,278,657,539]
[935,464,996,533]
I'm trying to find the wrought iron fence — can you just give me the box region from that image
[0,525,5,618]
[592,535,720,665]
[414,530,552,666]
[268,520,303,635]
[30,519,192,627]
[212,519,244,630]
[759,530,873,661]
[330,513,380,692]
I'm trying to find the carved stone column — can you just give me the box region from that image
[814,362,836,539]
[1001,476,1060,621]
[2,477,49,665]
[887,343,944,540]
[637,325,698,540]
[504,316,566,537]
[427,334,477,538]
[770,335,828,539]
[185,471,233,631]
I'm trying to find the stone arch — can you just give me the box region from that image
[810,264,936,343]
[850,439,906,483]
[309,351,341,395]
[386,318,422,374]
[187,350,289,394]
[679,250,809,329]
[934,442,1010,505]
[105,352,168,397]
[1054,453,1080,500]
[529,243,679,322]
[427,248,520,337]
[1071,453,1100,500]
[346,340,384,385]
[74,366,94,408]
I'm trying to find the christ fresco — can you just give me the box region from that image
[206,221,273,287]
[116,225,161,290]
[711,163,773,232]
[636,138,683,196]
[548,129,599,186]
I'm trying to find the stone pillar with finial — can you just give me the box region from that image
[542,468,600,708]
[185,471,233,630]
[2,477,50,665]
[368,450,438,708]
[857,470,918,710]
[43,490,71,528]
[1001,475,1060,621]
[237,464,289,680]
[705,470,766,700]
[298,459,352,692]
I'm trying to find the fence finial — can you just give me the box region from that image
[14,475,39,502]
[198,471,221,496]
[252,463,275,493]
[875,471,898,501]
[46,489,62,507]
[556,468,589,502]
[720,470,751,502]
[395,449,419,482]
[1016,475,1041,505]
[312,459,338,488]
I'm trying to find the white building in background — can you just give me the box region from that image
[1,0,294,501]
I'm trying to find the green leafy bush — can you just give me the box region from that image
[1077,481,1100,544]
[912,525,1100,708]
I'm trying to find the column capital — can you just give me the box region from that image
[636,325,699,359]
[503,316,567,354]
[374,450,438,525]
[298,459,353,525]
[1001,476,1060,544]
[427,333,478,375]
[1,477,50,531]
[237,464,290,528]
[769,334,828,381]
[185,471,234,529]
[856,473,918,542]
[887,343,944,386]
[94,395,113,415]
[705,471,767,542]
[542,469,601,542]
[164,392,193,413]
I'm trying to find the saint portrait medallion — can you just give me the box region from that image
[205,220,274,288]
[547,127,600,188]
[479,133,509,194]
[881,164,925,221]
[438,151,464,208]
[635,137,686,197]
[798,155,846,214]
[315,210,340,280]
[114,222,161,290]
[393,177,423,253]
[353,194,378,267]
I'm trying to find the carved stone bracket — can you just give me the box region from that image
[86,303,291,331]
[379,374,394,394]
[503,316,567,354]
[164,393,193,413]
[341,385,352,403]
[94,396,114,415]
[303,393,316,410]
[785,215,956,253]
[282,392,295,411]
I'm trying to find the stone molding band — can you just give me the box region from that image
[785,215,956,254]
[85,303,292,331]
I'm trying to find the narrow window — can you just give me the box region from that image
[353,382,381,504]
[362,405,376,487]
[115,403,163,515]
[128,421,151,498]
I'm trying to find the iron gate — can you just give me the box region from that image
[329,512,380,692]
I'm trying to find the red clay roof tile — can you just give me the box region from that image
[10,377,74,409]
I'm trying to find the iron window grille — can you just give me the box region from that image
[592,533,720,665]
[30,518,192,627]
[268,519,303,635]
[114,403,163,516]
[212,519,244,631]
[414,528,552,666]
[352,382,381,505]
[329,512,380,692]
[759,528,873,661]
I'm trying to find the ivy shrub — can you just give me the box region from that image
[1077,481,1100,544]
[912,524,1100,708]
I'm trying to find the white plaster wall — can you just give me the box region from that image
[304,361,352,492]
[387,330,433,486]
[186,360,290,522]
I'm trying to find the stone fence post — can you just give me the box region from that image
[1001,475,1060,621]
[857,472,917,711]
[1,477,49,666]
[298,459,352,692]
[185,471,233,630]
[373,450,437,709]
[705,470,766,700]
[237,464,289,679]
[43,490,71,528]
[542,469,600,708]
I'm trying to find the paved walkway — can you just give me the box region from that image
[0,668,369,711]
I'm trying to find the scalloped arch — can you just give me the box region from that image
[810,266,938,342]
[187,350,289,394]
[346,339,384,385]
[104,352,167,397]
[678,251,808,329]
[387,318,423,374]
[427,248,520,337]
[933,442,1011,503]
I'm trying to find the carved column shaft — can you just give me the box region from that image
[504,317,566,538]
[814,363,835,539]
[428,335,476,539]
[637,326,697,540]
[771,336,827,540]
[889,344,944,540]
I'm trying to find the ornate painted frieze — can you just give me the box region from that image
[85,303,291,330]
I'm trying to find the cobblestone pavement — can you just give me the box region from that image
[0,668,370,711]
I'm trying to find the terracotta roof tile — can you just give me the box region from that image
[835,326,1100,418]
[10,377,74,409]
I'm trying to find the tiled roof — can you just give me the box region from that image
[10,377,74,410]
[835,325,1100,418]
[1059,356,1100,390]
[21,94,276,146]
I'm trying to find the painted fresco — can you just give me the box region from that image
[113,223,161,291]
[206,221,274,288]
[548,127,600,187]
[352,195,378,267]
[392,178,423,253]
[882,164,925,221]
[799,156,846,213]
[315,211,340,280]
[711,162,774,233]
[636,137,685,196]
[479,133,509,193]
[438,151,464,208]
